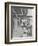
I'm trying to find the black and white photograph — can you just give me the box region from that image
[5,2,37,43]
[11,6,32,38]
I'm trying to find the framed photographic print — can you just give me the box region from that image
[5,2,37,44]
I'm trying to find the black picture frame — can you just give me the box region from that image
[5,2,37,44]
